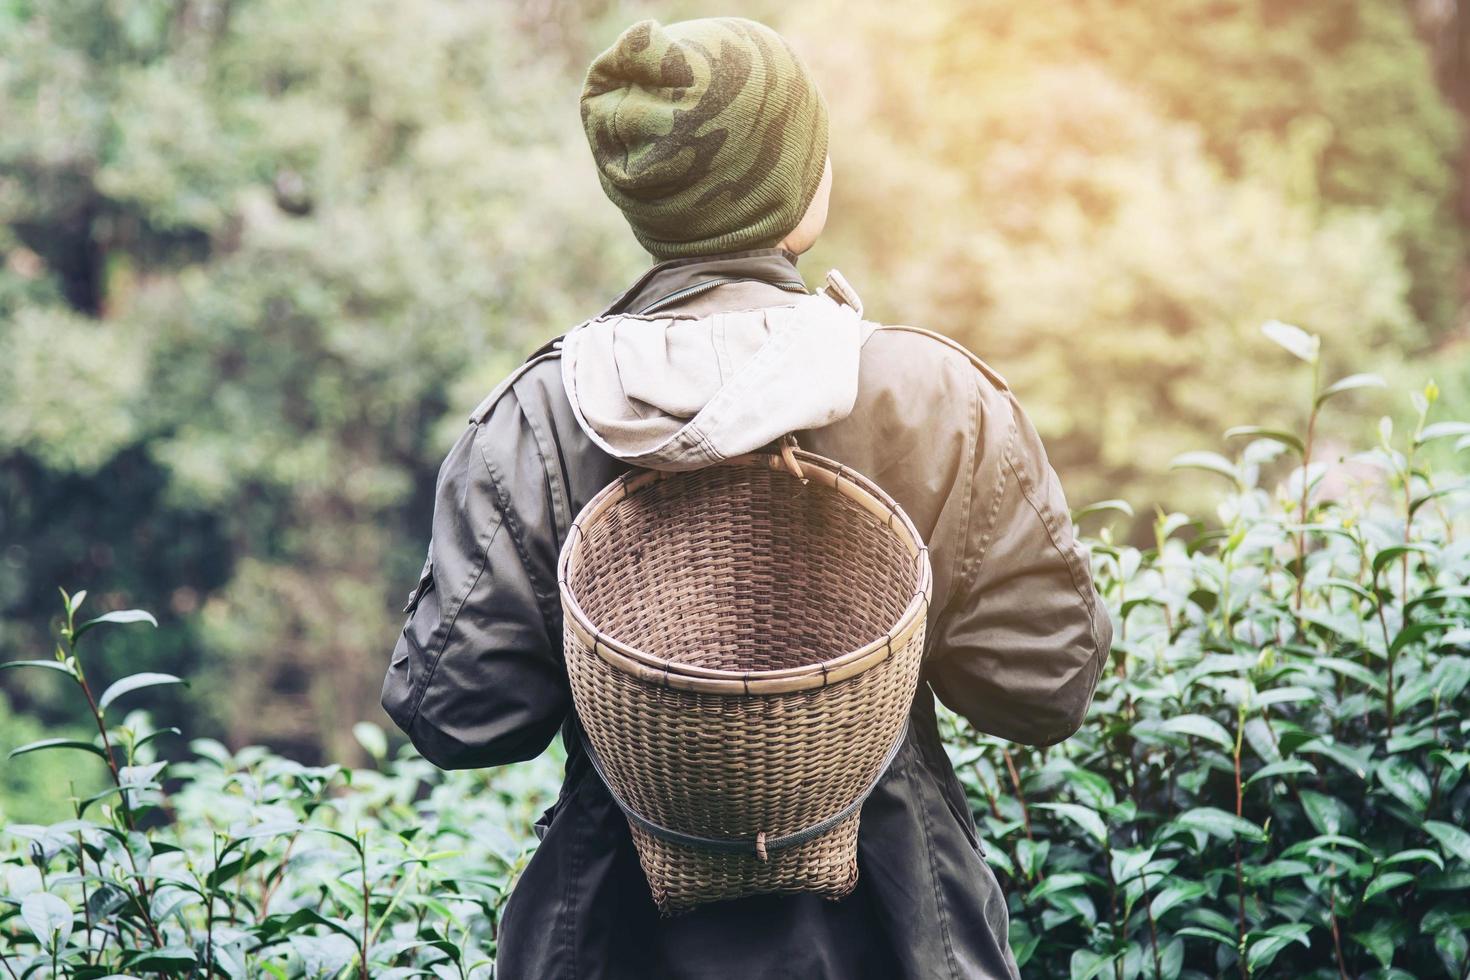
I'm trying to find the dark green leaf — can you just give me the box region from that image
[121,946,197,971]
[1362,871,1415,902]
[1157,714,1234,751]
[1372,543,1434,578]
[9,738,107,761]
[1245,759,1317,788]
[1381,848,1444,872]
[1149,881,1207,919]
[1169,807,1265,843]
[1299,791,1357,837]
[1425,821,1470,866]
[1377,756,1430,813]
[1035,803,1107,844]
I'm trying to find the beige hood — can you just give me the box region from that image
[560,272,875,471]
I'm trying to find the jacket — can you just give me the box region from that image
[382,248,1112,979]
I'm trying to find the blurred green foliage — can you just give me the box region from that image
[1,0,1468,789]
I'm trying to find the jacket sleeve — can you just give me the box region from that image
[926,381,1111,746]
[381,415,569,769]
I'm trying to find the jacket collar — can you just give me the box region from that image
[599,248,811,317]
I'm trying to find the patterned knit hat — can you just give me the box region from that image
[581,18,829,259]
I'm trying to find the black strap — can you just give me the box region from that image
[580,719,910,858]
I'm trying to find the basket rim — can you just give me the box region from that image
[557,449,933,695]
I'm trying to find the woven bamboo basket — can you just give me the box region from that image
[558,445,932,913]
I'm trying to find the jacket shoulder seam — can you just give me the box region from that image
[469,349,563,424]
[872,324,1009,391]
[965,399,1018,590]
[472,420,562,632]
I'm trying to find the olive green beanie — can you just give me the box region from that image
[581,17,829,259]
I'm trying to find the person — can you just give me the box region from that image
[382,16,1111,979]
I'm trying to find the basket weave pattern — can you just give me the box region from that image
[560,453,930,912]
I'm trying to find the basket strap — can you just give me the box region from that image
[579,719,911,859]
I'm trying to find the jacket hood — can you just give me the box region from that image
[561,270,874,471]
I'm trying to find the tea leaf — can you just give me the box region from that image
[98,672,184,712]
[1424,821,1470,866]
[1261,320,1320,363]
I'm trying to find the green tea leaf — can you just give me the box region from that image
[1425,821,1470,866]
[0,659,76,677]
[1245,758,1317,788]
[1314,657,1385,693]
[1169,451,1239,484]
[1035,803,1107,844]
[1224,425,1305,455]
[1299,790,1357,836]
[1073,499,1133,522]
[1068,948,1113,980]
[1415,421,1470,446]
[9,737,108,761]
[75,609,158,638]
[1372,543,1434,578]
[1380,848,1444,872]
[98,673,184,712]
[20,892,72,947]
[122,946,198,972]
[1316,372,1386,407]
[1261,320,1319,363]
[1362,871,1415,902]
[1149,881,1207,919]
[1376,756,1430,813]
[1157,714,1234,750]
[1170,806,1266,842]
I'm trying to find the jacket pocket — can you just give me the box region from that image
[928,758,983,856]
[533,801,559,841]
[402,553,435,614]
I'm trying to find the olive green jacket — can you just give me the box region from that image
[383,248,1111,979]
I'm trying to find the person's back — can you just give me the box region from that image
[383,17,1110,979]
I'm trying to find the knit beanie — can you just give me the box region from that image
[581,17,829,259]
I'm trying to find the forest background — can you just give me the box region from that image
[3,0,1470,820]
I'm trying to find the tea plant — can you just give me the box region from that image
[3,323,1468,977]
[951,323,1470,978]
[0,596,557,977]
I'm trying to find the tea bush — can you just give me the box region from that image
[2,324,1468,978]
[951,324,1470,979]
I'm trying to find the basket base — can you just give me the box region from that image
[630,814,861,915]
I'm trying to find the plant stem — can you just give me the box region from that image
[205,835,218,979]
[72,640,165,950]
[76,825,94,966]
[1296,400,1318,614]
[1372,591,1396,738]
[1002,749,1033,842]
[1104,840,1123,980]
[1234,710,1248,980]
[359,842,370,980]
[1329,886,1349,980]
[1140,865,1162,979]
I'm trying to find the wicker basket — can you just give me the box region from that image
[558,446,932,913]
